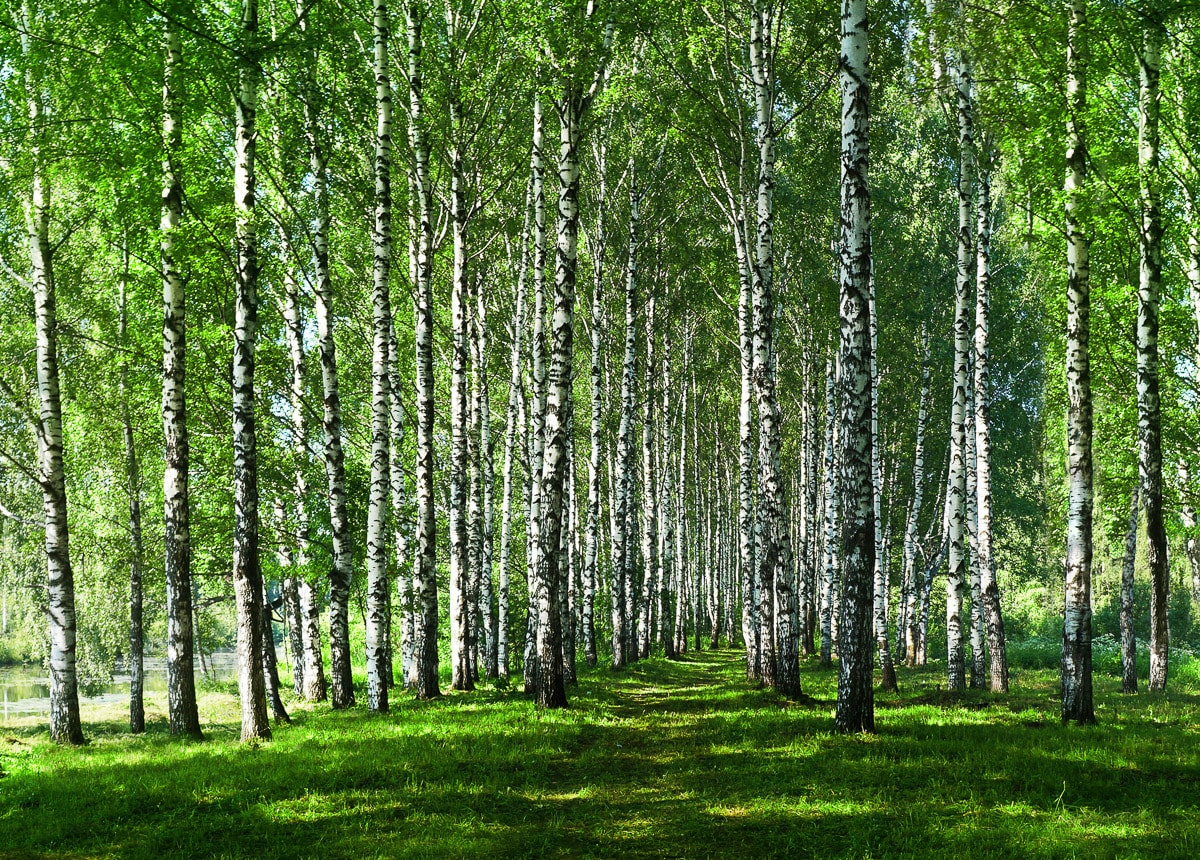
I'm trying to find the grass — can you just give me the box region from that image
[2,652,1199,859]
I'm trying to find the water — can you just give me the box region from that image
[0,655,237,724]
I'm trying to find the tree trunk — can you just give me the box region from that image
[902,331,930,666]
[159,8,202,740]
[834,0,875,734]
[611,155,639,671]
[945,23,974,695]
[365,0,394,712]
[281,191,326,703]
[819,357,838,666]
[639,300,658,662]
[407,1,440,699]
[497,179,532,680]
[261,587,290,724]
[535,87,590,710]
[974,155,1008,692]
[447,5,473,690]
[231,0,270,742]
[869,285,897,692]
[526,93,549,693]
[1137,14,1168,694]
[1062,0,1096,725]
[22,20,83,744]
[1120,484,1139,694]
[118,241,145,734]
[477,276,498,679]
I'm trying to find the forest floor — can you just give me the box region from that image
[1,649,1199,859]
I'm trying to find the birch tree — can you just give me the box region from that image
[1062,0,1096,725]
[159,6,202,739]
[230,0,270,742]
[1136,8,1168,693]
[835,0,874,734]
[365,0,395,712]
[407,0,440,699]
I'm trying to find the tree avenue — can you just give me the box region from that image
[1,0,1199,748]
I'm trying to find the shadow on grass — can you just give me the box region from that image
[2,651,1199,858]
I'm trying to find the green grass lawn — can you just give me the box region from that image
[2,651,1199,859]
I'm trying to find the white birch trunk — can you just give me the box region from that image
[1120,484,1139,694]
[119,246,145,734]
[612,157,640,670]
[974,155,1008,691]
[1137,15,1168,693]
[945,23,974,695]
[835,0,875,733]
[869,282,897,691]
[1062,0,1095,724]
[231,0,269,741]
[365,0,394,712]
[159,7,202,739]
[22,24,81,742]
[407,2,439,699]
[497,179,532,679]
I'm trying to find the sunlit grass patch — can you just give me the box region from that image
[2,649,1199,858]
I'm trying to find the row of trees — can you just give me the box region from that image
[1,0,1197,743]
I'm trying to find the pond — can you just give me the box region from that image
[0,654,237,724]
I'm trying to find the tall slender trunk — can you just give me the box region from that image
[819,357,838,666]
[639,301,658,662]
[407,2,439,699]
[737,214,759,680]
[231,0,269,742]
[869,284,896,692]
[1062,0,1095,725]
[944,22,975,695]
[835,0,875,734]
[535,87,590,710]
[260,584,290,724]
[118,241,145,734]
[965,386,986,689]
[612,156,639,670]
[365,0,394,712]
[584,140,608,670]
[974,155,1007,692]
[1137,14,1168,694]
[282,182,325,703]
[749,0,796,695]
[526,93,549,692]
[387,312,413,687]
[902,331,930,666]
[299,6,354,712]
[1120,484,1139,694]
[497,180,532,679]
[1183,460,1200,620]
[478,277,498,679]
[160,9,202,740]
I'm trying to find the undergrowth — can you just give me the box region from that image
[1,650,1198,859]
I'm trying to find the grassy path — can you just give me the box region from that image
[2,651,1200,858]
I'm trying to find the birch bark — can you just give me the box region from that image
[835,0,875,733]
[1137,13,1168,693]
[365,0,395,712]
[1062,0,1096,724]
[231,0,270,741]
[160,8,202,739]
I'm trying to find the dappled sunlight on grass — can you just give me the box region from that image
[2,649,1199,857]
